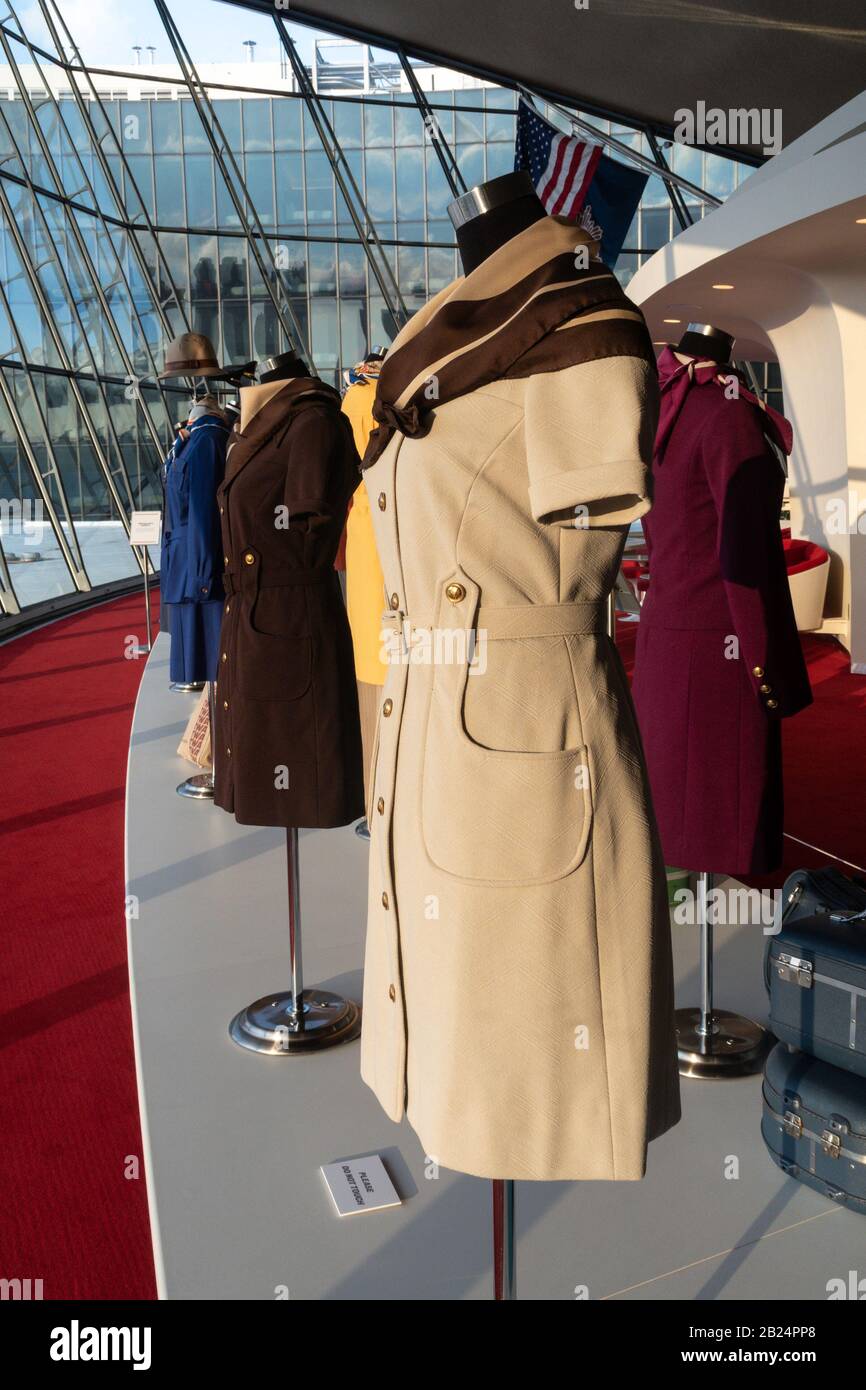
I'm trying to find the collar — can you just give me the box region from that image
[655,343,793,460]
[362,215,644,469]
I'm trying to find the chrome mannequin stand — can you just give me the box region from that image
[176,680,216,799]
[492,1180,516,1300]
[486,580,612,1302]
[229,827,361,1054]
[675,870,771,1077]
[170,681,205,693]
[132,545,153,657]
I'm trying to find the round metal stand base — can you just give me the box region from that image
[230,989,361,1054]
[176,772,214,800]
[676,1007,772,1078]
[354,818,371,841]
[170,680,205,693]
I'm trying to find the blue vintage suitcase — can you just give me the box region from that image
[766,912,866,1078]
[762,1043,866,1214]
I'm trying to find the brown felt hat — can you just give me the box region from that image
[159,332,256,382]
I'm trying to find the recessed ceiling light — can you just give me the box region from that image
[856,217,866,224]
[712,283,735,290]
[662,318,681,323]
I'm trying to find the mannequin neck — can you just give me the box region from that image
[258,351,310,384]
[455,194,546,275]
[676,329,732,366]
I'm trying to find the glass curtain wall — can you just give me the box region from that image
[0,0,749,618]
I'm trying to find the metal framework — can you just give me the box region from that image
[275,16,409,332]
[0,12,175,451]
[397,48,467,202]
[37,0,193,343]
[0,0,739,621]
[153,0,312,363]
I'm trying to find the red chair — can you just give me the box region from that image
[783,536,830,631]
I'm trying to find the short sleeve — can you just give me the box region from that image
[284,405,359,518]
[524,355,659,527]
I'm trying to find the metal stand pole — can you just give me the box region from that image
[492,1179,516,1300]
[229,827,361,1054]
[697,870,715,1039]
[675,870,771,1077]
[176,680,216,800]
[135,546,153,656]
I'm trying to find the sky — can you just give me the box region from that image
[17,0,321,70]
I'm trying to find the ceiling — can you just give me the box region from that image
[229,0,866,159]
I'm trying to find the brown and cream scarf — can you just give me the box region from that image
[362,215,653,468]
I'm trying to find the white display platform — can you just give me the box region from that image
[126,633,865,1300]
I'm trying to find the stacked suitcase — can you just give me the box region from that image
[763,869,866,1213]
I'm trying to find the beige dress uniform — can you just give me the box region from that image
[360,217,681,1182]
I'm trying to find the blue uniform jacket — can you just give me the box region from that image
[160,414,229,604]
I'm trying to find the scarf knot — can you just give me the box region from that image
[380,400,429,436]
[363,400,431,466]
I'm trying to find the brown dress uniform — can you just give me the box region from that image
[359,216,681,1181]
[213,377,365,829]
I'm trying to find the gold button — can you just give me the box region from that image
[377,797,385,814]
[225,603,231,614]
[223,699,228,710]
[221,652,227,662]
[383,698,393,717]
[389,593,400,610]
[388,984,396,1002]
[243,551,255,566]
[378,492,386,511]
[753,666,764,678]
[382,892,389,909]
[200,586,208,594]
[226,746,231,755]
[445,582,466,603]
[219,506,224,514]
[766,698,779,710]
[759,684,772,695]
[224,555,229,565]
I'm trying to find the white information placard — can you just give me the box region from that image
[129,510,162,546]
[320,1154,401,1217]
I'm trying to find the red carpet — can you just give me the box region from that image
[617,619,866,888]
[0,593,159,1300]
[0,593,860,1301]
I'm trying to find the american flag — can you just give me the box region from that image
[514,99,602,219]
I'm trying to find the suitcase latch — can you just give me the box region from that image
[783,1110,803,1138]
[776,953,813,988]
[821,1129,842,1159]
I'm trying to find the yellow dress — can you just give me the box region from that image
[342,379,387,687]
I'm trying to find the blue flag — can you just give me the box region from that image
[579,153,648,266]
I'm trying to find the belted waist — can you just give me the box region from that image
[223,560,334,597]
[381,599,608,640]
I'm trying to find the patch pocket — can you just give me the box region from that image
[235,597,312,703]
[422,666,593,886]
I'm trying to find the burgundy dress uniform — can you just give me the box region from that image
[632,347,812,876]
[213,377,365,829]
